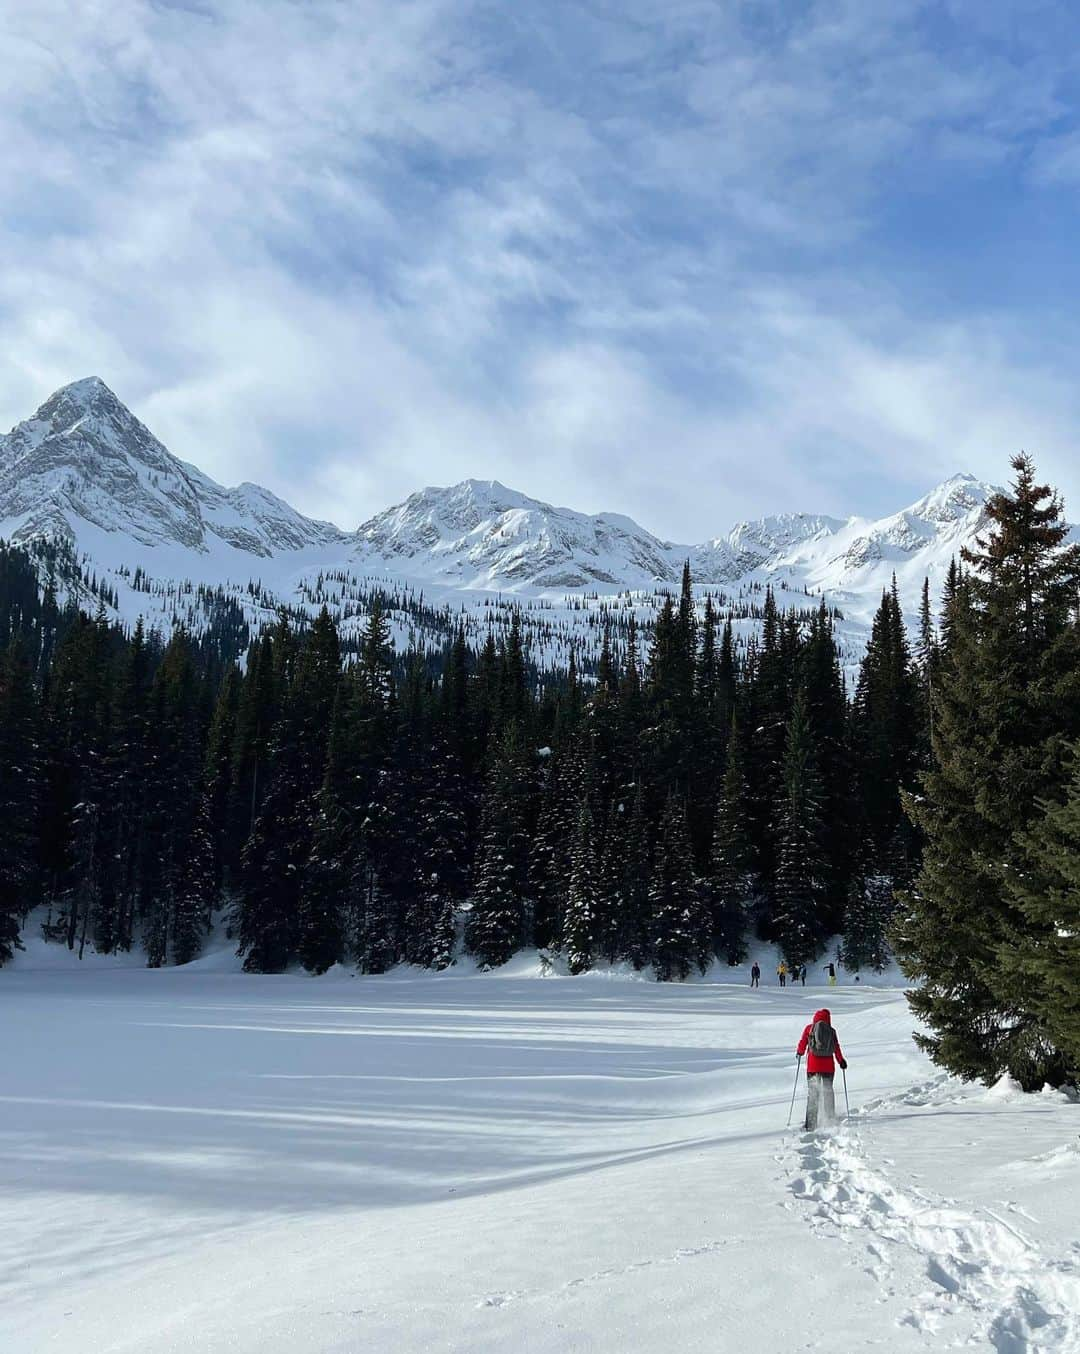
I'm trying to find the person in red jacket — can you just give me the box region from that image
[796,1008,848,1131]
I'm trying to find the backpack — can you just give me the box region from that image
[808,1019,836,1058]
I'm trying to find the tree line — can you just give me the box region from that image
[0,510,930,985]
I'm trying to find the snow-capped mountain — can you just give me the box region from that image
[0,377,346,558]
[354,479,681,589]
[0,377,1016,670]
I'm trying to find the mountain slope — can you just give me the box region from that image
[0,377,346,558]
[353,479,681,589]
[0,378,1022,670]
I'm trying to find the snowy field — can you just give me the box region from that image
[3,950,1080,1353]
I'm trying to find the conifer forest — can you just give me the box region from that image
[2,454,1079,1090]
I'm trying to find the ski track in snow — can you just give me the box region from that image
[476,1237,738,1310]
[784,1079,1080,1352]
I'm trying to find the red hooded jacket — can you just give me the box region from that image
[797,1008,844,1075]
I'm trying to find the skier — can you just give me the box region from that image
[796,1008,847,1131]
[750,962,761,988]
[777,961,787,987]
[824,961,837,986]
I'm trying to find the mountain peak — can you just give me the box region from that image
[0,378,344,557]
[31,375,123,421]
[903,472,999,525]
[54,374,114,400]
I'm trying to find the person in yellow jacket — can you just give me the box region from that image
[776,961,788,987]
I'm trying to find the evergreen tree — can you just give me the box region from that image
[467,725,533,968]
[773,691,827,966]
[649,795,699,981]
[621,780,653,969]
[529,748,580,950]
[839,852,894,973]
[851,586,921,862]
[1000,747,1080,1082]
[202,665,240,893]
[897,455,1080,1088]
[143,629,209,965]
[171,799,216,966]
[0,641,40,962]
[705,718,755,964]
[563,799,598,975]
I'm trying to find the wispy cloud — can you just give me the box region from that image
[1,0,1079,537]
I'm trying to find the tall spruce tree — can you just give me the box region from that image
[649,795,701,981]
[0,640,39,961]
[705,717,754,964]
[467,724,533,968]
[1000,747,1080,1082]
[563,799,599,975]
[772,690,827,966]
[839,851,894,973]
[897,455,1080,1088]
[621,779,653,969]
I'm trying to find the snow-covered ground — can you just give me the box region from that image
[3,949,1079,1353]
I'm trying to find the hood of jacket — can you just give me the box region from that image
[813,1008,831,1024]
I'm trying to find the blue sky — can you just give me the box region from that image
[2,0,1080,539]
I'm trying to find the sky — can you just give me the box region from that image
[2,0,1080,540]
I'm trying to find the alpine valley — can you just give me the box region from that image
[0,377,1028,674]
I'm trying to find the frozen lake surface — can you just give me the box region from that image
[3,952,1079,1352]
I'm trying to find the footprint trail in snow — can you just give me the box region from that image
[784,1082,1080,1351]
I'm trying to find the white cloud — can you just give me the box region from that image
[1,0,1080,538]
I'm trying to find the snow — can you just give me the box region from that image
[2,377,1043,680]
[3,957,1078,1353]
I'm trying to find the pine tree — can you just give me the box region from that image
[745,587,788,894]
[202,665,240,894]
[467,725,533,968]
[563,799,598,975]
[839,852,894,973]
[897,455,1080,1088]
[621,779,653,969]
[243,611,341,974]
[403,737,469,969]
[237,772,301,973]
[1000,747,1080,1082]
[529,748,580,950]
[649,795,699,981]
[773,691,827,967]
[0,641,40,962]
[706,718,754,964]
[593,799,624,965]
[851,586,921,861]
[172,799,215,966]
[97,618,151,953]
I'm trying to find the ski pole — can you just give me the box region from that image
[842,1065,850,1119]
[786,1055,802,1128]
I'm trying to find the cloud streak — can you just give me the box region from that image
[2,0,1080,537]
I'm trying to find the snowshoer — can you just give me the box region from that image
[824,961,837,986]
[796,1008,847,1131]
[777,961,787,987]
[750,962,761,988]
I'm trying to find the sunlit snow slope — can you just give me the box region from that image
[2,955,1078,1353]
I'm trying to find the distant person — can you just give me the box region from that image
[777,962,787,987]
[796,1008,848,1131]
[824,961,837,987]
[797,965,807,986]
[750,962,761,988]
